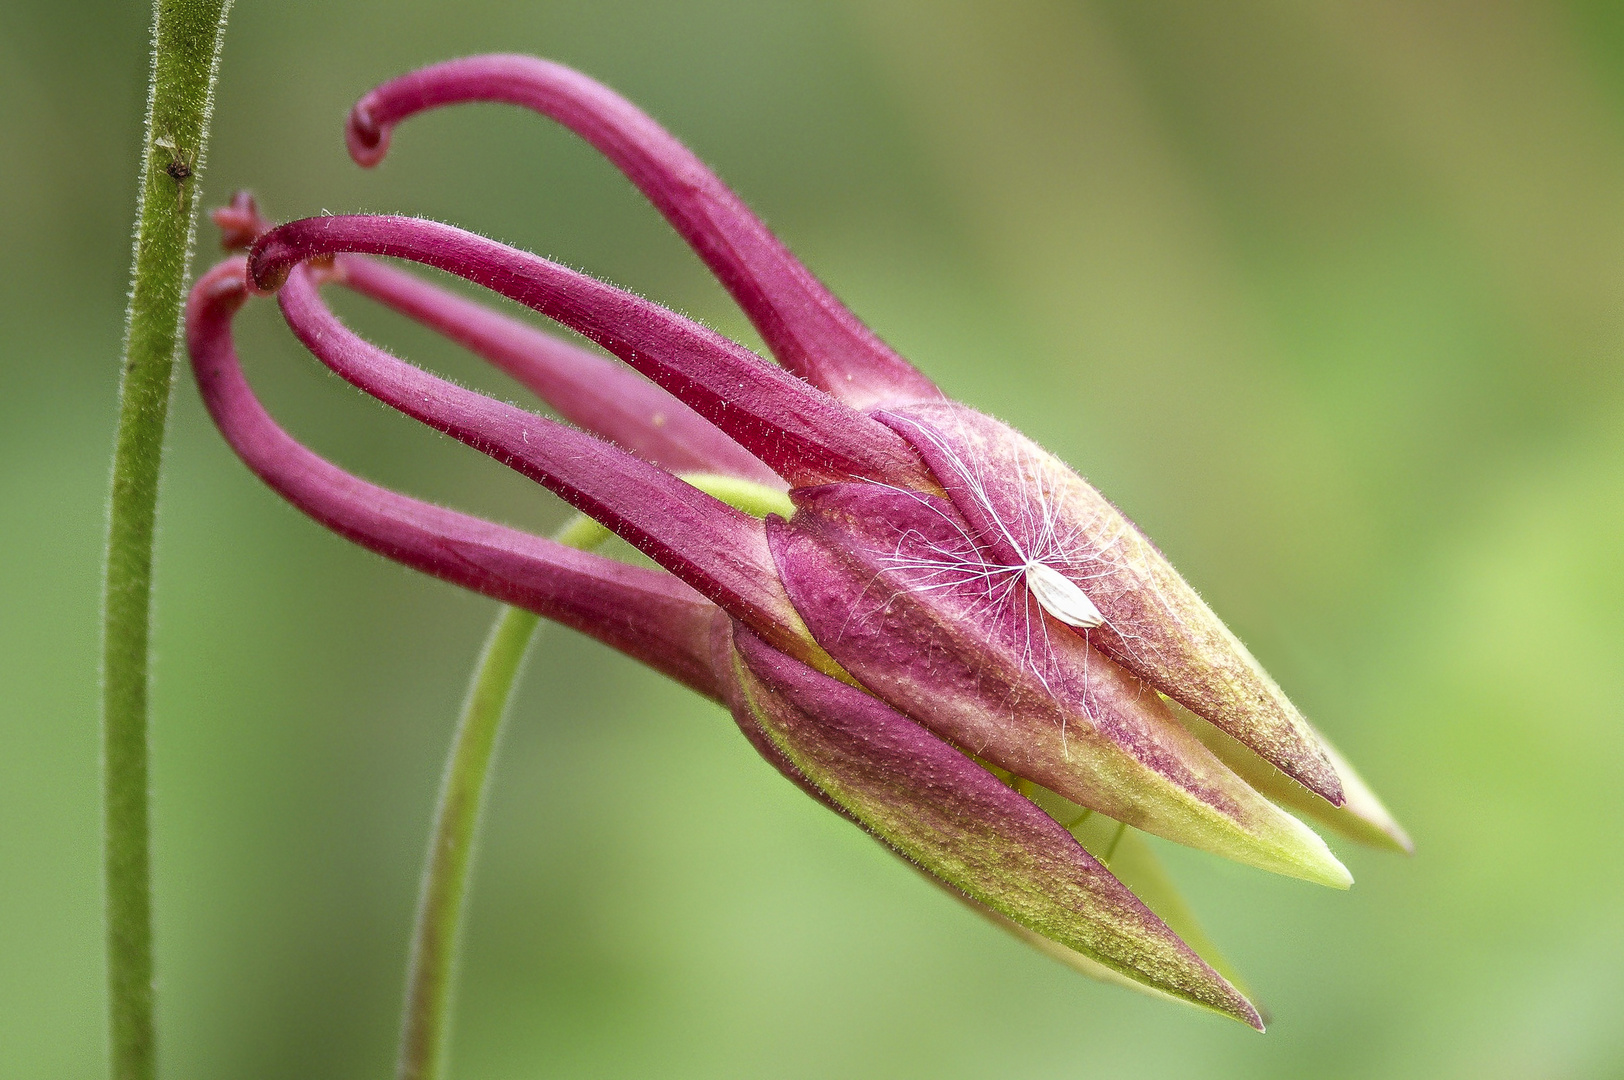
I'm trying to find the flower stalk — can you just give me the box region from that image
[103,5,231,1079]
[399,477,789,1080]
[399,604,539,1080]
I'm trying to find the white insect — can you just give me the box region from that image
[1021,559,1104,628]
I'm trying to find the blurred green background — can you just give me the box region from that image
[5,1,1624,1077]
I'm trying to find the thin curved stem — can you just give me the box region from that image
[399,476,793,1080]
[103,5,231,1079]
[396,603,540,1080]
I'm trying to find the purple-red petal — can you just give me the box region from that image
[336,255,782,485]
[345,54,943,410]
[267,261,833,667]
[249,214,934,491]
[186,257,722,696]
[727,624,1263,1028]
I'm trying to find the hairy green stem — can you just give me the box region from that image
[103,4,232,1079]
[398,476,791,1080]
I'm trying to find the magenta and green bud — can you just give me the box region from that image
[769,481,1349,888]
[186,53,1410,1028]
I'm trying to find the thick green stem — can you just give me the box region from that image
[399,477,790,1080]
[103,4,232,1079]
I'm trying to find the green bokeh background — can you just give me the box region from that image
[5,2,1624,1076]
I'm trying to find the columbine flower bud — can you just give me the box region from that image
[187,54,1409,1029]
